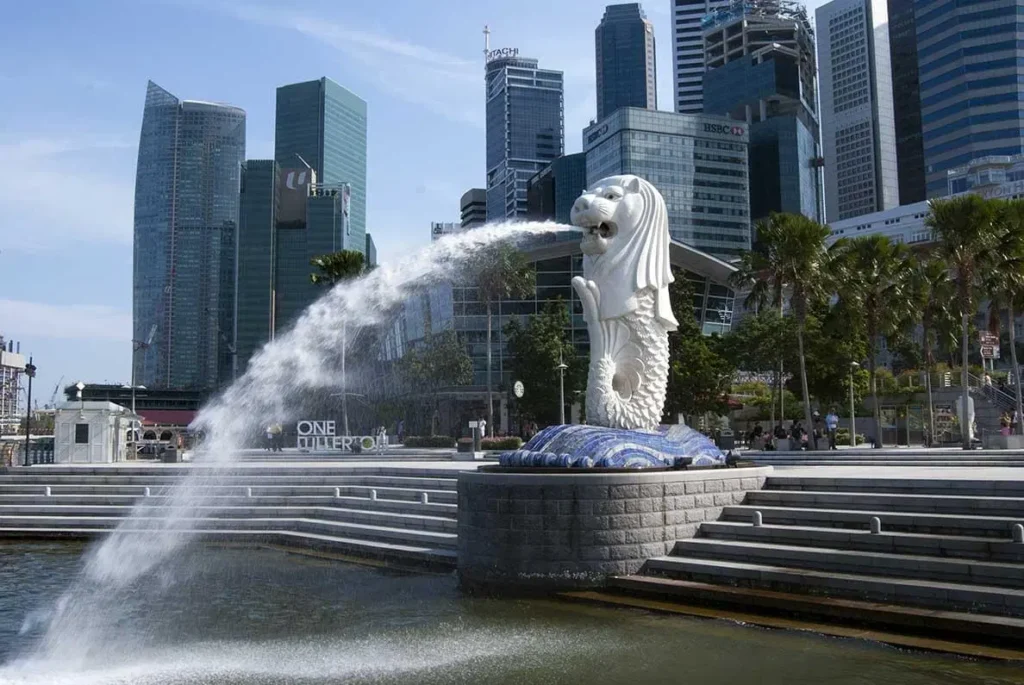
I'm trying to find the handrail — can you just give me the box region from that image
[966,371,1018,412]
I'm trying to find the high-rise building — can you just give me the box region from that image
[583,108,750,256]
[887,0,925,204]
[672,0,729,113]
[917,0,1024,197]
[235,160,279,376]
[485,50,564,220]
[701,0,822,223]
[133,81,245,390]
[365,234,377,268]
[595,4,657,120]
[430,221,461,241]
[816,0,899,221]
[527,153,588,224]
[275,77,367,245]
[460,188,487,229]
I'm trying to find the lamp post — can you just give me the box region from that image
[849,361,860,448]
[23,357,36,467]
[556,349,568,425]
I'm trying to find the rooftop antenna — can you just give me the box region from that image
[483,25,491,61]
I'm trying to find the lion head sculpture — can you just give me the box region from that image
[570,175,678,331]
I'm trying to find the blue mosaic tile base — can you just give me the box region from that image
[499,424,725,469]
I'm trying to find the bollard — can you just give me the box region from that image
[335,487,341,499]
[246,487,253,498]
[370,489,378,501]
[144,487,151,497]
[752,510,763,527]
[869,517,882,534]
[420,492,429,504]
[44,486,51,497]
[1013,523,1024,543]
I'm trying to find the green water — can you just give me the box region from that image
[0,541,1021,684]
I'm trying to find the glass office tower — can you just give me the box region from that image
[595,4,657,120]
[235,160,279,375]
[917,0,1024,197]
[485,54,564,220]
[133,80,245,390]
[888,0,926,204]
[275,77,367,245]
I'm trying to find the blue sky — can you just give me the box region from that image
[0,0,827,403]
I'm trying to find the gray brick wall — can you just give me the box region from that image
[457,467,772,591]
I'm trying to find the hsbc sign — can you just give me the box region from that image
[703,123,745,137]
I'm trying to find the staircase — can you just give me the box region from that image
[0,465,460,568]
[613,473,1024,643]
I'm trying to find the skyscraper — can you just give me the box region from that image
[460,188,487,229]
[672,0,728,113]
[275,77,367,242]
[917,0,1024,197]
[595,4,657,120]
[235,159,279,376]
[887,0,925,204]
[527,153,588,224]
[701,0,822,223]
[485,50,564,220]
[817,0,900,221]
[133,81,245,391]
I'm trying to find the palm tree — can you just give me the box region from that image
[832,235,914,447]
[928,195,999,449]
[310,249,367,437]
[909,257,959,446]
[732,213,832,446]
[986,199,1024,433]
[473,244,536,435]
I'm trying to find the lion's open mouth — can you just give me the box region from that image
[581,221,617,239]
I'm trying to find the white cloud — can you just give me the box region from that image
[215,3,484,127]
[0,137,135,251]
[0,299,131,342]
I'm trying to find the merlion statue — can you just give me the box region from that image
[569,175,678,431]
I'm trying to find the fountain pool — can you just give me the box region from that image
[1,542,1021,685]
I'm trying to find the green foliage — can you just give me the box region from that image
[309,250,366,286]
[664,275,734,418]
[504,300,584,427]
[835,428,866,445]
[470,243,537,305]
[399,329,473,392]
[403,435,456,448]
[480,437,523,450]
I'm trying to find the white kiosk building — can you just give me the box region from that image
[54,401,136,463]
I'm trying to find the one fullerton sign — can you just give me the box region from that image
[296,420,381,451]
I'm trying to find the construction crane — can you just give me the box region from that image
[48,375,64,409]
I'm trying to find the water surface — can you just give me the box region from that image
[1,541,1021,685]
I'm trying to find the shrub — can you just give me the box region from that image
[481,437,523,451]
[403,435,455,448]
[834,428,865,445]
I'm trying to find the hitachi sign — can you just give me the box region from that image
[703,123,745,137]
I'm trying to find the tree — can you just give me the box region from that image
[310,249,367,436]
[908,257,959,445]
[987,199,1024,432]
[928,195,999,449]
[732,213,832,447]
[399,329,473,434]
[665,275,734,419]
[504,301,584,428]
[831,235,914,448]
[718,308,794,426]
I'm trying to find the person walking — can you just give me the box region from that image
[377,425,388,454]
[825,409,839,450]
[397,419,405,445]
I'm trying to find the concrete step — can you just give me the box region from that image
[744,490,1024,517]
[699,521,1024,562]
[673,538,1024,589]
[0,474,459,489]
[751,460,1024,467]
[0,484,457,504]
[0,504,457,532]
[722,504,1024,538]
[609,574,1024,644]
[643,555,1024,616]
[0,527,456,567]
[1,465,461,477]
[0,494,457,518]
[766,476,1024,498]
[0,515,458,550]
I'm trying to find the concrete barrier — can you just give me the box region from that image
[457,466,772,592]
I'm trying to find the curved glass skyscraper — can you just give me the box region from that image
[133,81,245,390]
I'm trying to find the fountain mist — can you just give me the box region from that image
[18,220,572,666]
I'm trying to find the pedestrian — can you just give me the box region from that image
[825,409,839,450]
[377,425,388,454]
[478,417,487,440]
[264,425,274,451]
[397,419,405,444]
[1014,409,1022,435]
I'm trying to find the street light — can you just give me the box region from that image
[556,349,568,425]
[849,361,860,448]
[23,357,36,467]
